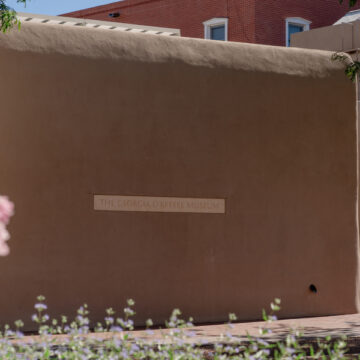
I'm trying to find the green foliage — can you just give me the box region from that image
[0,296,352,359]
[0,0,26,33]
[340,0,358,6]
[332,1,360,82]
[332,53,360,82]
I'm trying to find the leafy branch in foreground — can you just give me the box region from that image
[332,52,360,82]
[0,0,26,33]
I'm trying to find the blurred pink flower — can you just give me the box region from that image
[0,196,14,225]
[0,196,14,256]
[0,224,10,256]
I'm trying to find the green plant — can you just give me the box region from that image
[340,0,358,6]
[0,296,352,359]
[0,0,26,33]
[332,52,360,82]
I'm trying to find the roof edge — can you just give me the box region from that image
[17,12,180,35]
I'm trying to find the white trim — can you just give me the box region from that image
[203,17,228,41]
[16,12,180,36]
[285,17,311,46]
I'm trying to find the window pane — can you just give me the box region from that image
[211,25,225,40]
[288,24,303,45]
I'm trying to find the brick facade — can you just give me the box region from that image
[63,0,360,46]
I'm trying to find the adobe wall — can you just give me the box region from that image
[292,21,360,52]
[0,22,358,330]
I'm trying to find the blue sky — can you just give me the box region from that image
[6,0,119,16]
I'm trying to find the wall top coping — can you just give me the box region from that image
[17,12,180,37]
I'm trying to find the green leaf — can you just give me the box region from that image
[262,309,268,321]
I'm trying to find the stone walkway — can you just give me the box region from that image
[191,314,360,342]
[17,313,360,353]
[127,314,360,354]
[128,313,360,344]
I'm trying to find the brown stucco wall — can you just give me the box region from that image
[0,23,358,330]
[291,21,360,52]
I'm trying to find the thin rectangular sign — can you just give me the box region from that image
[94,195,225,214]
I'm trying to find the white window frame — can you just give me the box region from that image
[203,18,228,41]
[285,17,311,47]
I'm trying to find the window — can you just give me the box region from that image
[285,17,311,46]
[203,18,228,41]
[211,25,225,41]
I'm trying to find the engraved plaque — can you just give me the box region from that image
[94,195,225,214]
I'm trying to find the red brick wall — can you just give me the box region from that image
[63,0,360,46]
[254,0,360,46]
[64,0,237,40]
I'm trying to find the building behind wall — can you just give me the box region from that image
[291,9,360,52]
[291,10,360,106]
[63,0,360,46]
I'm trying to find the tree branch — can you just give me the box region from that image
[0,0,26,33]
